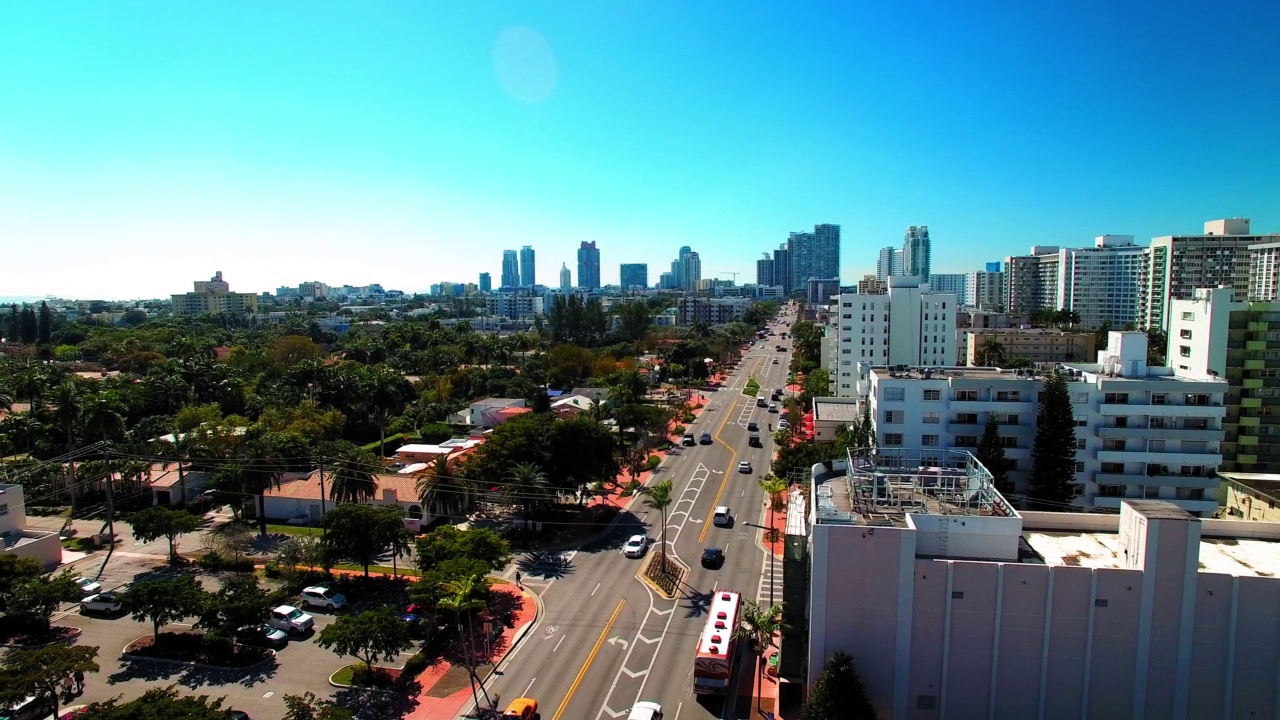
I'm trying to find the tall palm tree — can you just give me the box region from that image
[416,454,473,519]
[733,599,789,717]
[329,446,378,504]
[503,462,552,522]
[81,392,125,443]
[439,575,492,709]
[642,479,674,564]
[363,366,410,455]
[51,382,83,513]
[977,337,1008,367]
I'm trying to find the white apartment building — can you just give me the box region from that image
[1250,240,1280,301]
[927,273,967,305]
[676,296,751,325]
[1140,218,1278,331]
[868,332,1225,514]
[822,276,956,399]
[963,270,1004,310]
[485,294,544,319]
[1058,235,1145,329]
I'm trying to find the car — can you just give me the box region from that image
[80,592,122,614]
[268,605,314,636]
[227,712,251,720]
[682,433,696,446]
[712,506,732,526]
[772,359,779,364]
[236,623,288,648]
[738,461,752,474]
[779,418,790,428]
[300,586,347,611]
[2,695,51,720]
[628,701,664,720]
[699,432,712,445]
[502,697,539,720]
[747,421,759,432]
[768,404,779,413]
[748,434,762,447]
[701,547,725,569]
[73,577,102,596]
[755,396,767,407]
[623,534,649,558]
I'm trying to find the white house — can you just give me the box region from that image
[0,484,62,569]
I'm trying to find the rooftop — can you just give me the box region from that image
[812,398,861,423]
[869,366,1034,381]
[1026,531,1280,578]
[1218,472,1280,502]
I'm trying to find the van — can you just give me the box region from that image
[682,433,696,447]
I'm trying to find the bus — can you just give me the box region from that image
[693,590,741,695]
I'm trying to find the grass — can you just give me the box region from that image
[265,524,324,537]
[327,562,423,577]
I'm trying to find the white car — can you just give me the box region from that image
[623,535,648,558]
[738,461,753,474]
[712,506,732,526]
[300,586,347,611]
[628,701,664,720]
[73,576,103,596]
[268,605,314,635]
[80,592,122,614]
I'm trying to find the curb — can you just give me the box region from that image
[1,626,83,649]
[479,577,543,678]
[120,636,276,672]
[636,552,689,600]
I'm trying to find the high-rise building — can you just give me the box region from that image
[658,271,678,290]
[756,254,775,287]
[1140,218,1277,331]
[676,297,752,325]
[478,272,492,293]
[681,251,701,291]
[1058,235,1145,329]
[1003,246,1061,315]
[928,273,967,305]
[519,246,536,287]
[501,250,520,289]
[1250,241,1280,301]
[806,278,841,305]
[577,241,601,290]
[559,263,572,293]
[773,245,791,293]
[875,246,903,280]
[619,263,648,290]
[788,224,841,289]
[903,225,931,279]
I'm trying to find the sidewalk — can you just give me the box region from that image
[405,578,539,719]
[589,392,708,509]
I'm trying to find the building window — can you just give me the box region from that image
[951,591,965,599]
[922,434,939,446]
[1103,393,1129,405]
[923,389,941,401]
[1000,414,1019,425]
[996,390,1020,402]
[884,433,903,447]
[1076,417,1088,427]
[1101,462,1124,474]
[1102,438,1125,451]
[1073,393,1088,404]
[1094,598,1110,608]
[1076,438,1087,449]
[1181,311,1194,321]
[917,696,937,711]
[1179,328,1193,339]
[1179,345,1191,358]
[1145,485,1161,498]
[1000,436,1017,448]
[954,413,978,424]
[1074,461,1085,472]
[955,435,977,447]
[883,387,905,401]
[1185,393,1210,406]
[955,390,978,401]
[1151,393,1167,405]
[883,410,903,423]
[1099,484,1124,497]
[923,412,940,424]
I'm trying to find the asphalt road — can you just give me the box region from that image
[470,320,796,720]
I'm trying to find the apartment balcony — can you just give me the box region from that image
[1096,426,1225,441]
[1093,473,1220,490]
[1098,403,1224,418]
[948,400,1034,414]
[1095,450,1222,465]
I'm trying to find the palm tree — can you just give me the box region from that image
[416,454,473,519]
[0,387,12,412]
[977,337,1008,367]
[51,382,83,512]
[439,575,492,709]
[642,479,674,564]
[81,392,125,443]
[734,599,789,717]
[329,446,378,504]
[503,462,553,523]
[363,366,410,455]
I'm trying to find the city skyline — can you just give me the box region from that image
[1,3,1277,299]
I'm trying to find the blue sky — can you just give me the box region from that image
[1,1,1277,299]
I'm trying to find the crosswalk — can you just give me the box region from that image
[756,551,785,607]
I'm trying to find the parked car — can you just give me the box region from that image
[73,577,102,596]
[268,605,314,636]
[682,433,696,447]
[701,547,725,569]
[1,695,51,720]
[502,698,539,720]
[236,623,288,648]
[772,359,779,364]
[738,461,752,474]
[227,712,251,720]
[712,506,732,526]
[747,421,759,432]
[623,535,649,558]
[628,701,664,720]
[699,432,712,445]
[80,592,122,614]
[300,586,347,611]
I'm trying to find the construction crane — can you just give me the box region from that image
[720,271,740,283]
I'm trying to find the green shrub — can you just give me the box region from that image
[645,455,661,470]
[619,480,643,498]
[263,561,282,579]
[195,551,255,573]
[672,424,685,436]
[683,412,696,423]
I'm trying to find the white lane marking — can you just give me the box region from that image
[591,582,601,597]
[554,635,566,653]
[522,677,536,696]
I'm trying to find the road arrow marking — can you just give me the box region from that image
[636,634,660,645]
[602,707,626,718]
[689,518,703,523]
[607,636,629,650]
[621,667,648,678]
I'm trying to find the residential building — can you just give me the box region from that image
[806,278,841,305]
[519,245,536,287]
[0,484,61,568]
[773,244,792,293]
[681,251,702,291]
[855,275,886,296]
[558,263,571,293]
[965,328,1096,366]
[812,397,864,442]
[577,241,601,290]
[258,471,438,532]
[801,457,1280,720]
[756,254,775,287]
[1140,218,1277,331]
[485,294,544,319]
[677,297,751,325]
[875,246,903,280]
[869,332,1226,511]
[928,273,966,305]
[620,263,648,290]
[478,272,492,293]
[172,272,258,316]
[449,397,529,427]
[1003,246,1061,315]
[1058,235,1145,329]
[501,249,520,288]
[1221,473,1280,521]
[964,270,1005,310]
[788,224,841,288]
[902,225,931,279]
[658,271,678,290]
[1167,287,1280,473]
[1250,240,1280,301]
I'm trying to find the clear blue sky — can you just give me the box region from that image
[2,1,1278,300]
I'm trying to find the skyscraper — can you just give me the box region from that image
[681,251,701,291]
[788,224,841,289]
[756,253,775,286]
[519,246,536,287]
[501,250,519,288]
[773,244,791,293]
[478,272,492,293]
[577,241,601,290]
[559,263,572,293]
[620,263,648,289]
[903,225,931,279]
[876,246,905,280]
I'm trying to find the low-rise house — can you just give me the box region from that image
[148,464,211,506]
[255,471,436,532]
[812,397,864,442]
[569,387,614,410]
[449,398,529,427]
[0,484,62,568]
[395,437,483,464]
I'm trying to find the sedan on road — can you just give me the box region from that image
[73,577,102,596]
[503,698,538,719]
[623,535,649,558]
[628,701,664,720]
[738,461,752,474]
[747,421,759,432]
[701,547,725,569]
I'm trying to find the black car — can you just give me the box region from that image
[699,432,712,445]
[701,547,725,569]
[747,421,759,432]
[749,434,762,447]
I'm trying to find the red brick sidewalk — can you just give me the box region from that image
[589,393,708,509]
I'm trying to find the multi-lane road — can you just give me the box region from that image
[469,321,795,720]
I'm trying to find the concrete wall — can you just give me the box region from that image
[907,513,1022,561]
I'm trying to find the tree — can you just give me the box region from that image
[438,574,491,708]
[329,445,378,505]
[642,479,674,563]
[37,301,54,344]
[316,607,412,677]
[734,599,789,717]
[19,306,37,343]
[73,687,231,720]
[502,462,553,521]
[283,692,354,720]
[616,301,653,342]
[800,650,877,720]
[271,335,322,368]
[120,576,207,640]
[321,503,406,576]
[197,572,272,648]
[416,453,474,519]
[0,554,43,611]
[51,381,84,512]
[414,525,511,573]
[7,573,82,637]
[975,414,1012,496]
[976,337,1007,367]
[0,644,99,720]
[128,506,200,564]
[1029,369,1077,509]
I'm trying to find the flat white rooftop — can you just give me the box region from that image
[1026,531,1280,578]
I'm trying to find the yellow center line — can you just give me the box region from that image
[553,598,626,720]
[699,356,764,543]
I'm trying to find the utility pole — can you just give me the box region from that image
[103,443,115,545]
[318,455,328,536]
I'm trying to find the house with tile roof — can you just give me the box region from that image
[254,470,436,531]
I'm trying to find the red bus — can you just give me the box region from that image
[693,590,741,695]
